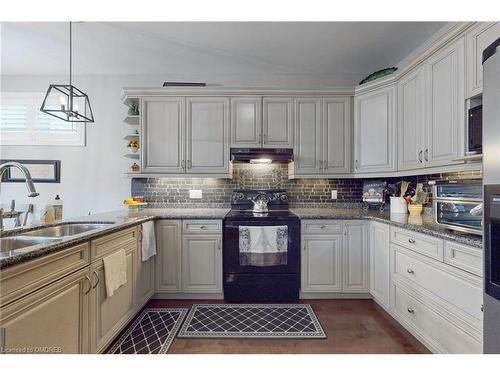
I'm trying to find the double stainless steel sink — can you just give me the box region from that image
[1,222,114,252]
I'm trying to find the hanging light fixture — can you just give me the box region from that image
[40,22,94,123]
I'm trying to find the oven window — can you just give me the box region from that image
[436,201,483,230]
[436,183,482,199]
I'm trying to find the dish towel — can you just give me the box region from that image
[239,225,288,266]
[103,249,127,297]
[141,221,157,262]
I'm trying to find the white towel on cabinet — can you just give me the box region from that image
[103,249,127,297]
[141,221,157,262]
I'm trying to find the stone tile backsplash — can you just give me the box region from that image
[131,164,482,208]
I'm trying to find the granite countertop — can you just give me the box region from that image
[290,208,483,249]
[1,206,482,270]
[0,208,229,269]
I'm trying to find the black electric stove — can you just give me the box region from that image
[223,190,300,302]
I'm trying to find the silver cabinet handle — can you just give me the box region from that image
[408,238,416,244]
[319,225,325,229]
[407,307,415,314]
[323,160,327,170]
[354,159,358,170]
[181,160,186,169]
[92,270,100,289]
[263,133,267,144]
[199,225,205,229]
[217,239,221,252]
[258,133,262,145]
[317,160,322,170]
[187,160,192,169]
[407,268,414,274]
[424,149,429,162]
[418,150,423,163]
[84,276,92,295]
[481,304,484,312]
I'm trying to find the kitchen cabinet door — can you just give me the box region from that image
[301,235,343,293]
[354,84,397,173]
[293,97,323,174]
[182,234,222,293]
[425,37,465,167]
[398,66,426,170]
[369,221,391,310]
[230,96,262,147]
[186,97,230,174]
[89,247,135,353]
[343,221,369,292]
[142,97,185,173]
[0,267,90,354]
[323,97,351,174]
[262,97,294,148]
[155,220,182,293]
[466,22,500,98]
[135,225,155,310]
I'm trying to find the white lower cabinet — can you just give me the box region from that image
[301,234,343,293]
[0,267,90,354]
[89,245,136,353]
[155,219,223,297]
[389,235,483,354]
[182,234,222,293]
[135,226,155,309]
[300,220,368,296]
[369,221,391,310]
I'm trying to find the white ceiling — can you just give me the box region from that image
[1,22,446,86]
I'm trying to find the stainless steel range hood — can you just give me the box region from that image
[230,148,293,164]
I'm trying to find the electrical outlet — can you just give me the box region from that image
[331,190,338,200]
[189,189,202,199]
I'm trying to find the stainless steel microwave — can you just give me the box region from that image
[433,179,483,235]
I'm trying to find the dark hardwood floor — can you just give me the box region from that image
[109,299,430,354]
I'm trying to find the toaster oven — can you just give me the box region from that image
[433,179,483,235]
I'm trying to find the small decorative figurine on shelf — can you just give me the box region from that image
[128,102,139,116]
[127,140,139,153]
[131,163,140,173]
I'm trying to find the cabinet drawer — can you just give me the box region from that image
[390,227,444,261]
[444,241,483,276]
[302,220,343,234]
[394,285,482,353]
[394,246,483,320]
[182,220,221,234]
[0,242,90,307]
[90,226,138,261]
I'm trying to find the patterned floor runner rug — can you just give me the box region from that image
[177,304,326,339]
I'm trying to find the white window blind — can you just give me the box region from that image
[0,92,86,146]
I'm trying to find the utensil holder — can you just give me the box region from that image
[390,196,408,214]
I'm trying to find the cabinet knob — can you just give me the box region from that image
[199,225,205,229]
[407,307,415,314]
[319,225,325,229]
[407,268,414,274]
[408,238,416,244]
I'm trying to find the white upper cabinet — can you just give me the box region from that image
[398,66,426,171]
[230,97,262,147]
[293,96,351,176]
[293,97,323,174]
[425,37,465,167]
[354,83,397,173]
[323,97,351,174]
[186,97,230,174]
[466,22,500,98]
[263,97,294,148]
[142,97,185,173]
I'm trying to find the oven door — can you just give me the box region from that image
[434,199,483,235]
[223,219,299,274]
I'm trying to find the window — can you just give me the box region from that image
[0,92,86,146]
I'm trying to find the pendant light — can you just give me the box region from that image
[40,22,94,123]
